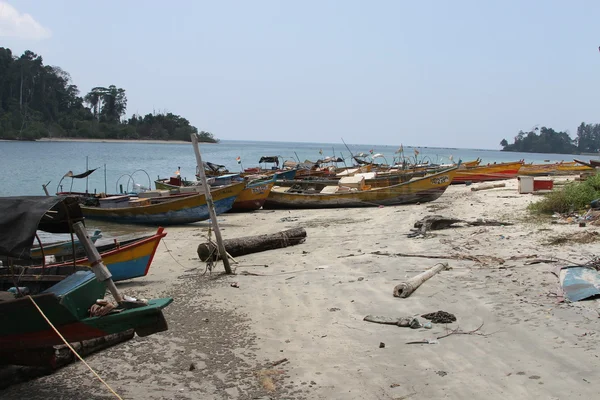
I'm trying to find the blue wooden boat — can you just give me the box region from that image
[80,182,245,225]
[30,229,102,259]
[0,228,167,291]
[273,169,297,180]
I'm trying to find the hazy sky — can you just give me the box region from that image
[2,1,600,149]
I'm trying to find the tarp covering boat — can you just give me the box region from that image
[203,161,227,172]
[259,156,280,165]
[0,196,83,259]
[64,168,98,179]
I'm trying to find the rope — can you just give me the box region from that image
[27,295,124,400]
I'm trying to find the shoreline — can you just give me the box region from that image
[5,178,600,399]
[35,138,211,145]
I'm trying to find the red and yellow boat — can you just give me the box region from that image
[452,161,524,184]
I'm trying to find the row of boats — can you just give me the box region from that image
[0,197,172,367]
[2,149,597,371]
[54,157,595,225]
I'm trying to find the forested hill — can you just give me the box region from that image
[500,123,600,154]
[0,48,217,143]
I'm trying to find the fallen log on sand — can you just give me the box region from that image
[197,227,307,261]
[470,183,506,191]
[393,262,450,298]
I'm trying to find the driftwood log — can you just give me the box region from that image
[197,227,307,261]
[470,183,506,191]
[393,262,450,298]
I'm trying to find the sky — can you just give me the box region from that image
[1,0,600,149]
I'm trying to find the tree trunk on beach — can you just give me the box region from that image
[197,227,307,261]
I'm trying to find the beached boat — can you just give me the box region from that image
[0,270,172,355]
[1,228,166,291]
[452,161,523,184]
[263,167,457,209]
[30,229,102,259]
[156,173,275,211]
[0,196,172,359]
[80,182,245,225]
[520,161,595,176]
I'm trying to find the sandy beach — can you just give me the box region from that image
[3,178,600,399]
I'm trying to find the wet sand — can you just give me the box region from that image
[3,178,600,399]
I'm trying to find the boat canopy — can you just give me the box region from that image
[259,156,280,165]
[63,168,98,179]
[0,196,83,259]
[203,161,227,172]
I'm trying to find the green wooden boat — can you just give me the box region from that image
[0,271,172,355]
[0,196,173,366]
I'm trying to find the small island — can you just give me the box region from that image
[0,48,217,143]
[500,123,600,154]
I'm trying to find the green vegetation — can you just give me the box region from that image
[500,127,577,154]
[0,48,217,142]
[501,123,600,154]
[528,174,600,214]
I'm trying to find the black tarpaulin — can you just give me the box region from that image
[0,196,84,259]
[259,156,279,165]
[203,161,227,172]
[65,168,98,179]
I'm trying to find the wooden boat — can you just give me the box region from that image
[0,270,172,355]
[156,174,275,211]
[452,161,523,184]
[556,161,594,174]
[80,182,245,225]
[230,178,275,211]
[0,196,172,361]
[1,228,167,291]
[30,229,102,259]
[461,158,481,168]
[263,167,457,209]
[520,161,595,176]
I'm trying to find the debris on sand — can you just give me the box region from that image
[421,311,457,324]
[545,231,599,246]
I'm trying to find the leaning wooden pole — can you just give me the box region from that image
[191,133,233,274]
[72,222,123,302]
[393,262,450,298]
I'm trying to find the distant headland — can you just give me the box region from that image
[500,123,600,155]
[0,47,217,143]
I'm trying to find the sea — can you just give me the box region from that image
[0,139,584,197]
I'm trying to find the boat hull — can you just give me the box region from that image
[263,168,456,209]
[452,162,523,184]
[0,229,166,287]
[81,183,244,225]
[231,179,275,211]
[30,230,102,259]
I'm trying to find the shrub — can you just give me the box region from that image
[529,174,600,214]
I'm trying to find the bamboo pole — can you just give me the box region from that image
[190,134,232,274]
[393,262,450,298]
[72,222,123,302]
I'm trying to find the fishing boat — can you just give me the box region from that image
[520,161,595,176]
[1,228,166,291]
[452,161,523,184]
[80,182,245,225]
[30,229,102,259]
[0,196,172,361]
[156,172,276,211]
[263,167,457,209]
[0,270,172,355]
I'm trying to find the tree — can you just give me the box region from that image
[501,126,578,154]
[0,47,213,142]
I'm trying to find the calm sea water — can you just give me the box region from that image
[0,139,586,197]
